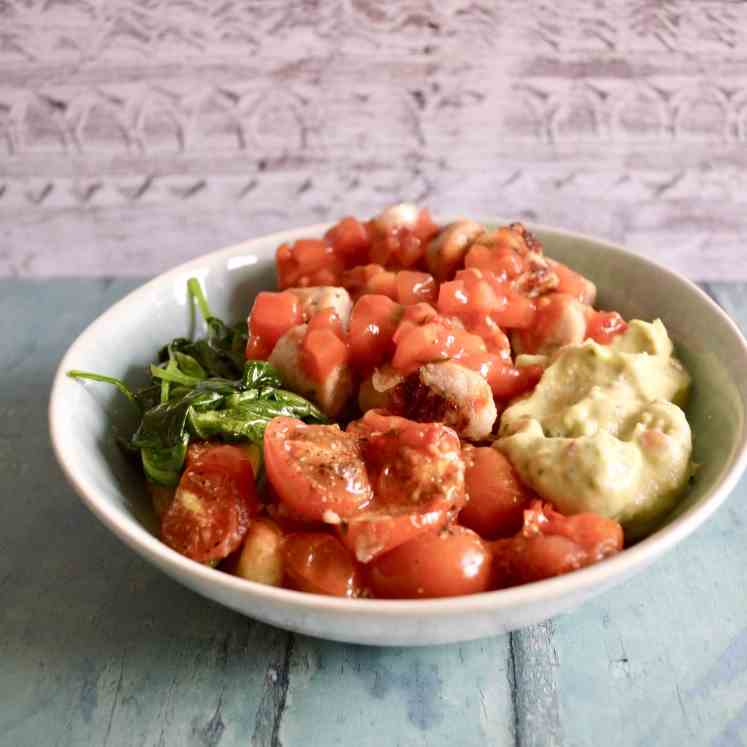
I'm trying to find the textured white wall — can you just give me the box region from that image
[1,1,746,279]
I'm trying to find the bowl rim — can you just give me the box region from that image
[49,219,747,617]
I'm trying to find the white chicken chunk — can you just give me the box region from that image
[269,324,354,418]
[512,295,589,356]
[287,286,353,329]
[358,361,497,442]
[426,220,485,281]
[373,203,419,232]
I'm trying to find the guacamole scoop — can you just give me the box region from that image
[496,320,693,539]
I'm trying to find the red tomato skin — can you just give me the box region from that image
[276,239,345,289]
[491,501,624,588]
[341,411,467,562]
[264,417,373,522]
[161,444,259,563]
[348,295,403,376]
[301,328,349,381]
[283,532,363,597]
[368,526,493,599]
[397,271,438,306]
[549,259,596,305]
[586,310,628,344]
[325,216,371,267]
[246,291,302,360]
[460,447,532,539]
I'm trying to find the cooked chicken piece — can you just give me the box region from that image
[512,294,589,356]
[373,203,419,232]
[269,324,354,418]
[358,361,497,442]
[287,286,353,329]
[468,223,559,297]
[426,220,485,281]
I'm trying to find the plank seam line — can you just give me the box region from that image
[269,633,295,747]
[508,632,522,747]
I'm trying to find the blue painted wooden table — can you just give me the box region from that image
[2,278,747,747]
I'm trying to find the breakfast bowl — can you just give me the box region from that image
[49,220,747,646]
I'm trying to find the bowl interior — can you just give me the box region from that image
[52,222,747,611]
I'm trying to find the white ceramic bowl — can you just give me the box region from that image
[49,221,747,646]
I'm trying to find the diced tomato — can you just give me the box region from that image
[341,411,467,562]
[342,264,398,301]
[283,532,363,597]
[465,243,525,280]
[368,208,440,269]
[264,417,373,522]
[161,444,259,563]
[396,271,437,306]
[348,295,403,376]
[325,216,371,267]
[460,447,533,539]
[368,526,492,598]
[302,328,349,381]
[306,307,344,339]
[440,269,536,333]
[461,355,543,399]
[391,318,487,376]
[549,259,596,305]
[491,500,624,588]
[246,291,302,360]
[276,239,345,289]
[586,310,628,345]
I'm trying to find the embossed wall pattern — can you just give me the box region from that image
[1,1,746,278]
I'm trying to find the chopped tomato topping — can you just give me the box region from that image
[348,294,402,376]
[277,239,345,289]
[587,310,628,344]
[325,216,371,267]
[368,208,440,269]
[396,270,438,306]
[302,328,349,381]
[246,290,302,360]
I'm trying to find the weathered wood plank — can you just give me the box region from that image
[278,635,515,747]
[0,279,290,747]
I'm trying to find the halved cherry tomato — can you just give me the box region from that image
[368,526,492,598]
[491,501,624,588]
[348,295,402,376]
[283,532,363,597]
[161,444,259,563]
[460,446,533,539]
[341,411,466,562]
[246,291,302,360]
[264,417,373,522]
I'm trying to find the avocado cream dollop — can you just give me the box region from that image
[496,320,692,538]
